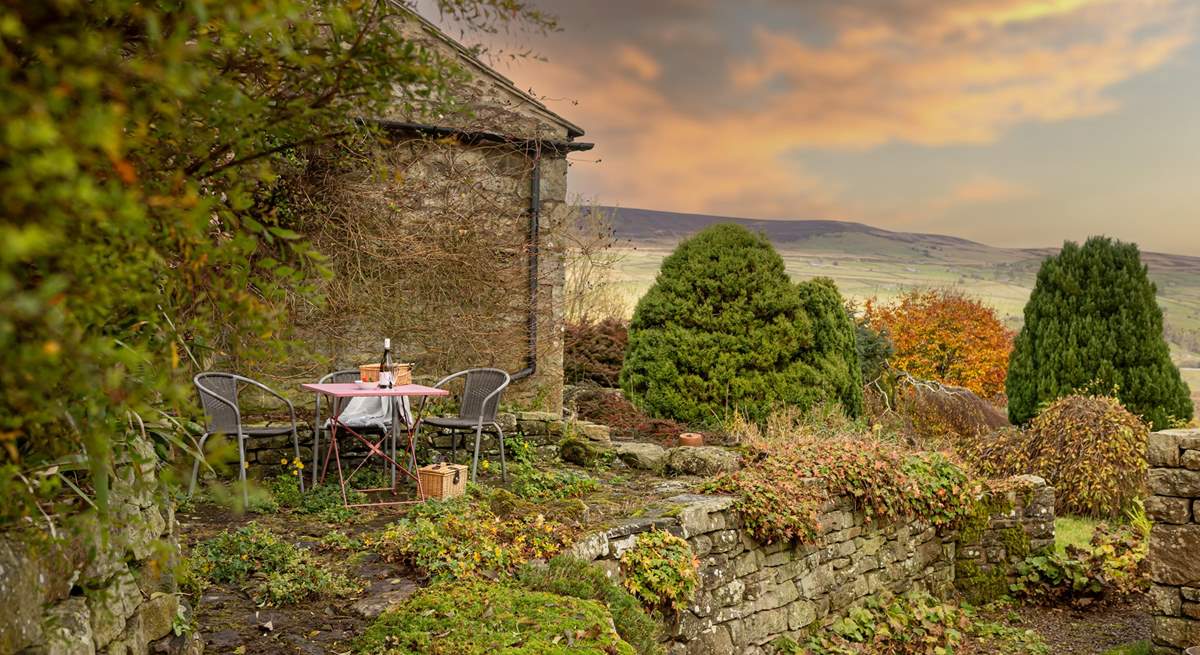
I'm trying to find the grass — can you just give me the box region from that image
[1101,641,1150,655]
[1054,516,1098,555]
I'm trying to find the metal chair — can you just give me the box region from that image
[420,368,511,483]
[310,368,360,488]
[190,372,304,505]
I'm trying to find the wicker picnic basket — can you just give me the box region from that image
[358,362,413,385]
[417,463,467,500]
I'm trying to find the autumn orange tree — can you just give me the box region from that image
[863,289,1014,401]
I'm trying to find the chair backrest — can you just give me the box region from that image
[457,368,510,423]
[194,372,241,434]
[318,369,360,385]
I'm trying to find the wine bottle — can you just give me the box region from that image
[378,338,392,389]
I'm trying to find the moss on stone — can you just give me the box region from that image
[954,559,1009,605]
[999,526,1030,562]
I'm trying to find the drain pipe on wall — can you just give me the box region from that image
[510,154,541,382]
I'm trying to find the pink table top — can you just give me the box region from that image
[301,382,450,398]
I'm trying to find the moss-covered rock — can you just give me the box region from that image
[356,579,636,654]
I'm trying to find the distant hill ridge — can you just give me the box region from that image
[601,206,1200,268]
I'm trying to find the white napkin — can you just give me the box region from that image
[326,394,412,430]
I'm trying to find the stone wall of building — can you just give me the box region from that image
[1147,428,1200,654]
[0,435,201,655]
[566,476,1056,655]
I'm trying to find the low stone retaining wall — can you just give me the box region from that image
[567,476,1056,655]
[0,435,200,655]
[1147,428,1200,654]
[954,475,1056,604]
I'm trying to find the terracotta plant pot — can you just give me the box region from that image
[678,432,703,447]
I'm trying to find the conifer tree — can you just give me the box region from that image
[1005,237,1192,429]
[620,224,862,425]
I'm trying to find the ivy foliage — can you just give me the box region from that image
[0,0,553,524]
[775,591,1048,655]
[1005,236,1192,429]
[189,523,360,605]
[703,408,978,544]
[620,224,862,425]
[1011,522,1149,605]
[617,530,700,612]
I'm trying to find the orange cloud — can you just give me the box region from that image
[502,0,1196,221]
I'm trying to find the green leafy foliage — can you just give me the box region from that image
[617,530,699,612]
[1006,236,1192,429]
[356,579,635,655]
[0,0,551,524]
[517,556,664,655]
[620,225,862,426]
[962,395,1148,518]
[509,463,598,501]
[189,523,359,605]
[565,318,628,387]
[775,591,1047,655]
[704,408,978,544]
[269,475,364,523]
[373,490,575,580]
[1010,522,1149,605]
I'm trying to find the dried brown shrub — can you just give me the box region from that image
[564,318,627,387]
[865,374,1009,449]
[960,395,1148,518]
[572,387,686,444]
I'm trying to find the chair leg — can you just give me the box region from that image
[291,425,305,493]
[450,430,458,465]
[471,425,483,483]
[495,424,507,483]
[311,424,321,490]
[237,431,249,508]
[188,433,212,497]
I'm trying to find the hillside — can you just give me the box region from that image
[599,206,1200,364]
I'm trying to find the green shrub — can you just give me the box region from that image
[565,318,628,387]
[190,523,359,605]
[618,530,699,612]
[1006,236,1193,429]
[517,556,664,655]
[962,395,1147,518]
[356,579,635,655]
[620,224,861,426]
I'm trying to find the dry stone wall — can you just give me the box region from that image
[0,435,200,655]
[567,476,1056,655]
[1147,428,1200,654]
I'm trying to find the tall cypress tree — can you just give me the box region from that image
[1006,236,1192,429]
[619,224,862,425]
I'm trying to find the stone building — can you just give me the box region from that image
[294,9,591,412]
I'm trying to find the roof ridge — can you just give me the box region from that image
[389,1,584,139]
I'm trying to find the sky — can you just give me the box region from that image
[428,0,1200,255]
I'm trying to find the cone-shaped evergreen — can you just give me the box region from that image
[1005,236,1192,429]
[619,224,862,425]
